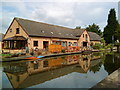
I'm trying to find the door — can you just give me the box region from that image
[83,42,87,47]
[43,41,49,49]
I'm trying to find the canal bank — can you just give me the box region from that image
[90,68,120,89]
[1,51,82,62]
[1,49,116,62]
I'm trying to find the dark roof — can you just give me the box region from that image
[3,36,27,41]
[15,17,101,41]
[88,32,101,41]
[73,29,85,37]
[0,33,4,41]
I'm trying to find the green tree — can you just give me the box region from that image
[115,24,120,41]
[101,38,105,46]
[89,62,102,73]
[86,23,102,36]
[75,26,81,29]
[103,8,119,44]
[104,54,120,74]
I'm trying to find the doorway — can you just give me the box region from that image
[83,42,87,47]
[43,41,49,49]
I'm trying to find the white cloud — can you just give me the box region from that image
[28,3,75,27]
[1,0,120,2]
[1,11,16,33]
[1,1,118,34]
[2,1,28,16]
[99,22,107,31]
[89,8,104,16]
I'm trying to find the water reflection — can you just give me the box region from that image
[2,52,120,88]
[104,52,120,74]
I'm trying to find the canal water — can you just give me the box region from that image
[1,51,120,89]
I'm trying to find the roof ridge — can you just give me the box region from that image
[15,17,76,30]
[14,17,101,41]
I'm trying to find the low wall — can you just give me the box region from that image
[3,49,26,54]
[90,68,120,89]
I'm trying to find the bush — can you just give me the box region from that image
[90,43,93,46]
[92,43,114,50]
[107,44,113,49]
[92,43,101,49]
[102,44,113,49]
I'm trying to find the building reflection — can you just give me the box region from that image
[78,54,91,72]
[3,53,102,88]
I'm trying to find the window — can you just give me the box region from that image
[56,42,60,45]
[10,29,12,32]
[74,42,77,46]
[33,41,38,46]
[16,76,20,82]
[34,63,39,70]
[62,42,66,47]
[83,34,84,38]
[86,34,88,41]
[16,28,20,34]
[43,61,48,67]
[68,42,72,46]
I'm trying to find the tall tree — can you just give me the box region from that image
[115,24,120,42]
[85,23,102,36]
[103,8,119,44]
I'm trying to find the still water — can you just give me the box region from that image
[1,52,120,89]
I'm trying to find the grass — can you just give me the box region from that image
[0,54,11,57]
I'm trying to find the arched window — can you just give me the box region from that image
[83,34,84,38]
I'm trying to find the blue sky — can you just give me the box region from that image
[1,0,120,34]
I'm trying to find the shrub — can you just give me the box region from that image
[90,43,93,47]
[107,44,113,49]
[92,43,101,49]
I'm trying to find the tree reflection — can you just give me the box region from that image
[89,62,102,73]
[104,53,120,74]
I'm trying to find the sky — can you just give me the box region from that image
[0,0,120,34]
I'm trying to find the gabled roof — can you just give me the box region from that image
[88,32,101,41]
[14,17,101,41]
[15,17,79,39]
